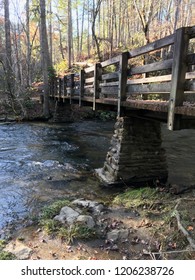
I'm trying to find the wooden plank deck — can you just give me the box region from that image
[60,95,195,117]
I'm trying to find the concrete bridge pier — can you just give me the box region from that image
[96,116,168,186]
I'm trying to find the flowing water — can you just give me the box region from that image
[0,120,195,237]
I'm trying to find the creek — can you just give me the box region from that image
[0,120,195,237]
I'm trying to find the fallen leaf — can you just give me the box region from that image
[168,242,177,249]
[187,225,194,231]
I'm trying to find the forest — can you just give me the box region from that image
[0,0,194,118]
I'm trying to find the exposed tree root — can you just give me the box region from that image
[173,199,195,249]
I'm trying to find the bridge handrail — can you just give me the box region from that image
[49,26,195,130]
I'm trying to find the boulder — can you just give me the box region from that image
[76,215,95,229]
[4,241,32,260]
[72,199,104,214]
[107,229,129,242]
[54,206,79,225]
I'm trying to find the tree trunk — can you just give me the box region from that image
[87,0,90,57]
[91,0,102,61]
[4,0,14,96]
[39,0,51,118]
[59,23,65,60]
[26,0,31,86]
[80,0,85,56]
[68,0,72,68]
[49,1,53,64]
[76,1,79,60]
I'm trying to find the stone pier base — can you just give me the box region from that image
[96,117,168,186]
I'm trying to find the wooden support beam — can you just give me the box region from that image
[118,52,129,117]
[167,27,190,130]
[79,70,84,107]
[93,63,102,111]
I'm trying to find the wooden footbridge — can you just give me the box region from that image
[50,26,195,131]
[49,26,195,185]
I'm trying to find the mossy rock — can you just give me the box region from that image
[40,199,71,220]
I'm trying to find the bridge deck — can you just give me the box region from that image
[59,96,195,117]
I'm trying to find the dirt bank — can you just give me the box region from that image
[1,187,195,260]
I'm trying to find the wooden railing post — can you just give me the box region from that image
[118,52,129,117]
[70,73,74,104]
[58,78,62,100]
[53,78,56,98]
[62,76,67,98]
[167,27,189,130]
[79,69,85,107]
[56,78,60,98]
[93,63,102,111]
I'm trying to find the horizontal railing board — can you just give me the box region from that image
[100,81,119,87]
[126,72,195,85]
[102,72,119,81]
[128,34,174,58]
[84,83,93,88]
[101,86,118,94]
[84,65,95,73]
[127,75,172,84]
[128,59,173,76]
[101,55,120,68]
[85,77,94,83]
[186,72,195,80]
[127,82,171,94]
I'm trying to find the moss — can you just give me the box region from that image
[0,240,7,250]
[0,251,16,260]
[39,198,98,244]
[113,187,157,207]
[113,187,173,217]
[40,199,71,220]
[39,219,61,235]
[0,240,16,260]
[58,225,97,244]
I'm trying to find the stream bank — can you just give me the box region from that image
[2,187,195,260]
[0,119,195,260]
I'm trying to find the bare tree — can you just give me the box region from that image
[68,0,73,68]
[4,0,14,95]
[91,0,102,61]
[26,0,31,86]
[133,0,155,44]
[39,0,51,117]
